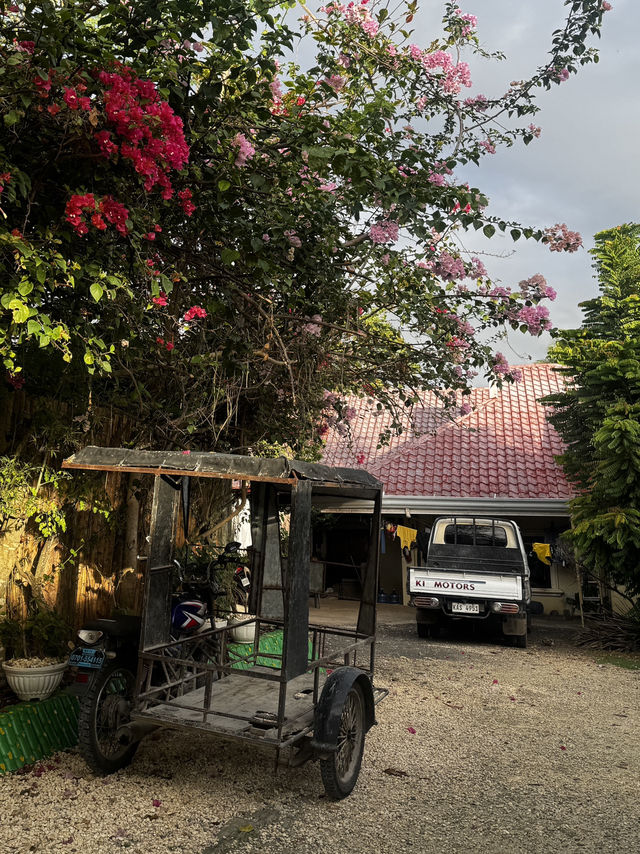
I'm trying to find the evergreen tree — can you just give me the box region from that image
[546,225,640,595]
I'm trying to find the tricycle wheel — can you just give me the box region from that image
[320,681,365,800]
[78,664,138,775]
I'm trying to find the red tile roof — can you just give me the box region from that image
[322,363,572,500]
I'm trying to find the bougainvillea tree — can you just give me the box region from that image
[0,0,610,454]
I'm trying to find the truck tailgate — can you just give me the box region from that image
[409,567,522,599]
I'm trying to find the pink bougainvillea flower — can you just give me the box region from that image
[152,293,168,306]
[165,342,174,351]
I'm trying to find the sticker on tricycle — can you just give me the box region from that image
[69,647,106,669]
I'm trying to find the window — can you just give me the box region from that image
[443,524,508,547]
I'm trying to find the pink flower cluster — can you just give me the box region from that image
[413,49,472,95]
[468,257,487,279]
[369,220,399,244]
[284,229,302,248]
[544,223,582,253]
[233,132,255,168]
[320,2,379,38]
[428,171,447,187]
[302,314,323,336]
[95,67,189,199]
[493,352,522,381]
[518,274,557,301]
[65,193,129,236]
[184,305,207,322]
[323,74,346,91]
[453,7,478,38]
[517,304,551,335]
[434,251,465,281]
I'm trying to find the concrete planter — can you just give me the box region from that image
[2,660,68,702]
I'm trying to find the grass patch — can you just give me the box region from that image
[595,652,640,670]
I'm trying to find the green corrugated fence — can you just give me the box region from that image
[0,693,79,773]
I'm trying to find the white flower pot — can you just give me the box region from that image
[229,610,255,644]
[2,660,68,702]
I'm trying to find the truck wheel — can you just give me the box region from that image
[320,682,365,800]
[514,634,527,649]
[416,621,429,639]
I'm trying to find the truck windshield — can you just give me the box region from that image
[443,524,508,547]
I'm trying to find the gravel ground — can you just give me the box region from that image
[0,619,638,854]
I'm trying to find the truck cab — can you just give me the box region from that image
[408,517,530,647]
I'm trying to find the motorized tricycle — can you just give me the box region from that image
[63,447,386,799]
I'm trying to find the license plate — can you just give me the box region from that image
[452,601,480,614]
[69,647,106,669]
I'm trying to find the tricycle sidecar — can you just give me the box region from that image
[63,447,386,799]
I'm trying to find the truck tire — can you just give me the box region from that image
[514,634,527,649]
[416,620,439,639]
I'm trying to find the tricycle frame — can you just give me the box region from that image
[63,447,386,783]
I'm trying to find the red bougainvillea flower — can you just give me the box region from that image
[152,292,168,306]
[183,305,207,322]
[65,194,129,236]
[178,188,196,216]
[96,68,189,199]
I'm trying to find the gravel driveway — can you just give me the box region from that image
[1,618,638,854]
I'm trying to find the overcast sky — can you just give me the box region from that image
[407,0,639,364]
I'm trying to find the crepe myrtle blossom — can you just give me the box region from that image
[284,230,302,248]
[544,223,582,253]
[493,352,522,382]
[369,220,399,244]
[233,132,255,168]
[302,314,323,336]
[518,274,557,302]
[517,304,551,335]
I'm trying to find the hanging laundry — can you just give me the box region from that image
[396,525,417,552]
[532,543,552,565]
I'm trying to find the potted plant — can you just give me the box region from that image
[0,604,71,701]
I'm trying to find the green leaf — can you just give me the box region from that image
[218,179,231,192]
[483,224,496,239]
[221,248,240,265]
[90,282,104,302]
[83,352,95,366]
[19,281,34,296]
[4,110,20,126]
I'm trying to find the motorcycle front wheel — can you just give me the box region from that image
[78,664,139,775]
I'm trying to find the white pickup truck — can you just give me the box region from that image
[408,517,531,647]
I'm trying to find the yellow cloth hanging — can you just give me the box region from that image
[532,543,552,565]
[396,525,417,551]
